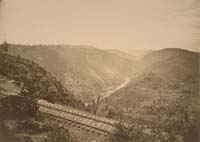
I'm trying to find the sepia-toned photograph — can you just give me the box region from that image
[0,0,199,142]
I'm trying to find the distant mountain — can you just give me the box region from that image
[8,44,135,103]
[0,51,84,108]
[188,47,200,53]
[106,49,137,61]
[121,48,154,60]
[104,48,199,116]
[135,48,199,81]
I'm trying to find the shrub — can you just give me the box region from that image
[45,125,73,142]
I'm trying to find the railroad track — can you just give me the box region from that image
[37,99,119,136]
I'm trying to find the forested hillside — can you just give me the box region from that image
[104,48,200,142]
[7,44,134,103]
[1,42,199,142]
[0,50,85,142]
[0,51,84,107]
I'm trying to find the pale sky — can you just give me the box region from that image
[0,0,199,50]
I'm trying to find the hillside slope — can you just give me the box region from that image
[0,51,86,142]
[103,48,200,141]
[8,44,134,102]
[0,52,84,108]
[106,48,199,112]
[135,48,199,80]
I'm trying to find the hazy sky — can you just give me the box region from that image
[0,0,199,50]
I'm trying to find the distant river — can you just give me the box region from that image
[102,78,130,99]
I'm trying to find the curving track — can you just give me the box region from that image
[37,99,119,136]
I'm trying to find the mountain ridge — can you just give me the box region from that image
[104,48,199,113]
[7,44,135,103]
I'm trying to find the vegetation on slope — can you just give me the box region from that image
[105,48,200,142]
[0,47,85,142]
[0,50,84,108]
[7,44,134,103]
